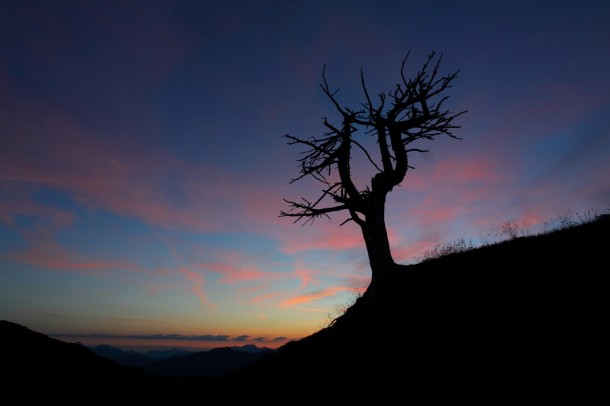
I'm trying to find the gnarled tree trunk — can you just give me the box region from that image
[360,194,399,296]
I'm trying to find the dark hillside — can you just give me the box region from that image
[222,216,608,402]
[0,320,213,402]
[1,320,148,400]
[143,346,273,378]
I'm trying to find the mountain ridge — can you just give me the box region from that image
[88,343,274,378]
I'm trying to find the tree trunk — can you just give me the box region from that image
[361,195,398,296]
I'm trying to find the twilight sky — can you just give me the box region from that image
[1,0,609,351]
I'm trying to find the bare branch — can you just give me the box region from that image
[282,51,465,226]
[280,198,349,224]
[351,138,383,173]
[321,67,348,118]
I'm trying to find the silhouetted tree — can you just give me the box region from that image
[280,51,467,296]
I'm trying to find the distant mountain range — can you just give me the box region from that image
[3,215,607,402]
[90,343,273,378]
[90,344,194,363]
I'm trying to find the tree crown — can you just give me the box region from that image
[281,51,467,227]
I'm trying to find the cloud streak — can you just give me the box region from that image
[50,332,290,344]
[3,239,142,274]
[280,286,350,307]
[179,267,209,306]
[0,95,293,237]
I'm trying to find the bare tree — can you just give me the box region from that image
[280,51,467,296]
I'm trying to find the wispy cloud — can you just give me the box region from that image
[280,286,349,307]
[197,251,286,285]
[293,260,320,289]
[179,267,208,306]
[278,222,364,254]
[51,331,290,345]
[53,332,231,341]
[250,291,281,304]
[3,239,141,274]
[0,191,74,232]
[0,98,291,236]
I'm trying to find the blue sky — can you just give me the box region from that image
[1,0,609,351]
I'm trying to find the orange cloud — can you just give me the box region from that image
[280,286,349,307]
[216,264,270,284]
[293,260,320,289]
[195,250,287,284]
[250,291,280,304]
[179,267,209,306]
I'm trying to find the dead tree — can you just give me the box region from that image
[280,51,467,296]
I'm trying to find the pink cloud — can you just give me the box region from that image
[391,239,437,264]
[250,291,280,304]
[403,156,508,193]
[278,171,495,263]
[293,260,321,289]
[4,239,141,274]
[194,250,287,285]
[275,152,510,257]
[280,286,349,307]
[179,267,209,306]
[279,221,365,254]
[395,203,464,229]
[210,263,270,284]
[0,98,288,235]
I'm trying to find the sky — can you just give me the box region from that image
[1,0,609,352]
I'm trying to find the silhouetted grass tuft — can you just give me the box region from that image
[415,206,609,263]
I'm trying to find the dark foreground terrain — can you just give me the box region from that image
[3,216,607,402]
[221,216,607,402]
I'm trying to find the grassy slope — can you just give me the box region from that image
[220,216,608,402]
